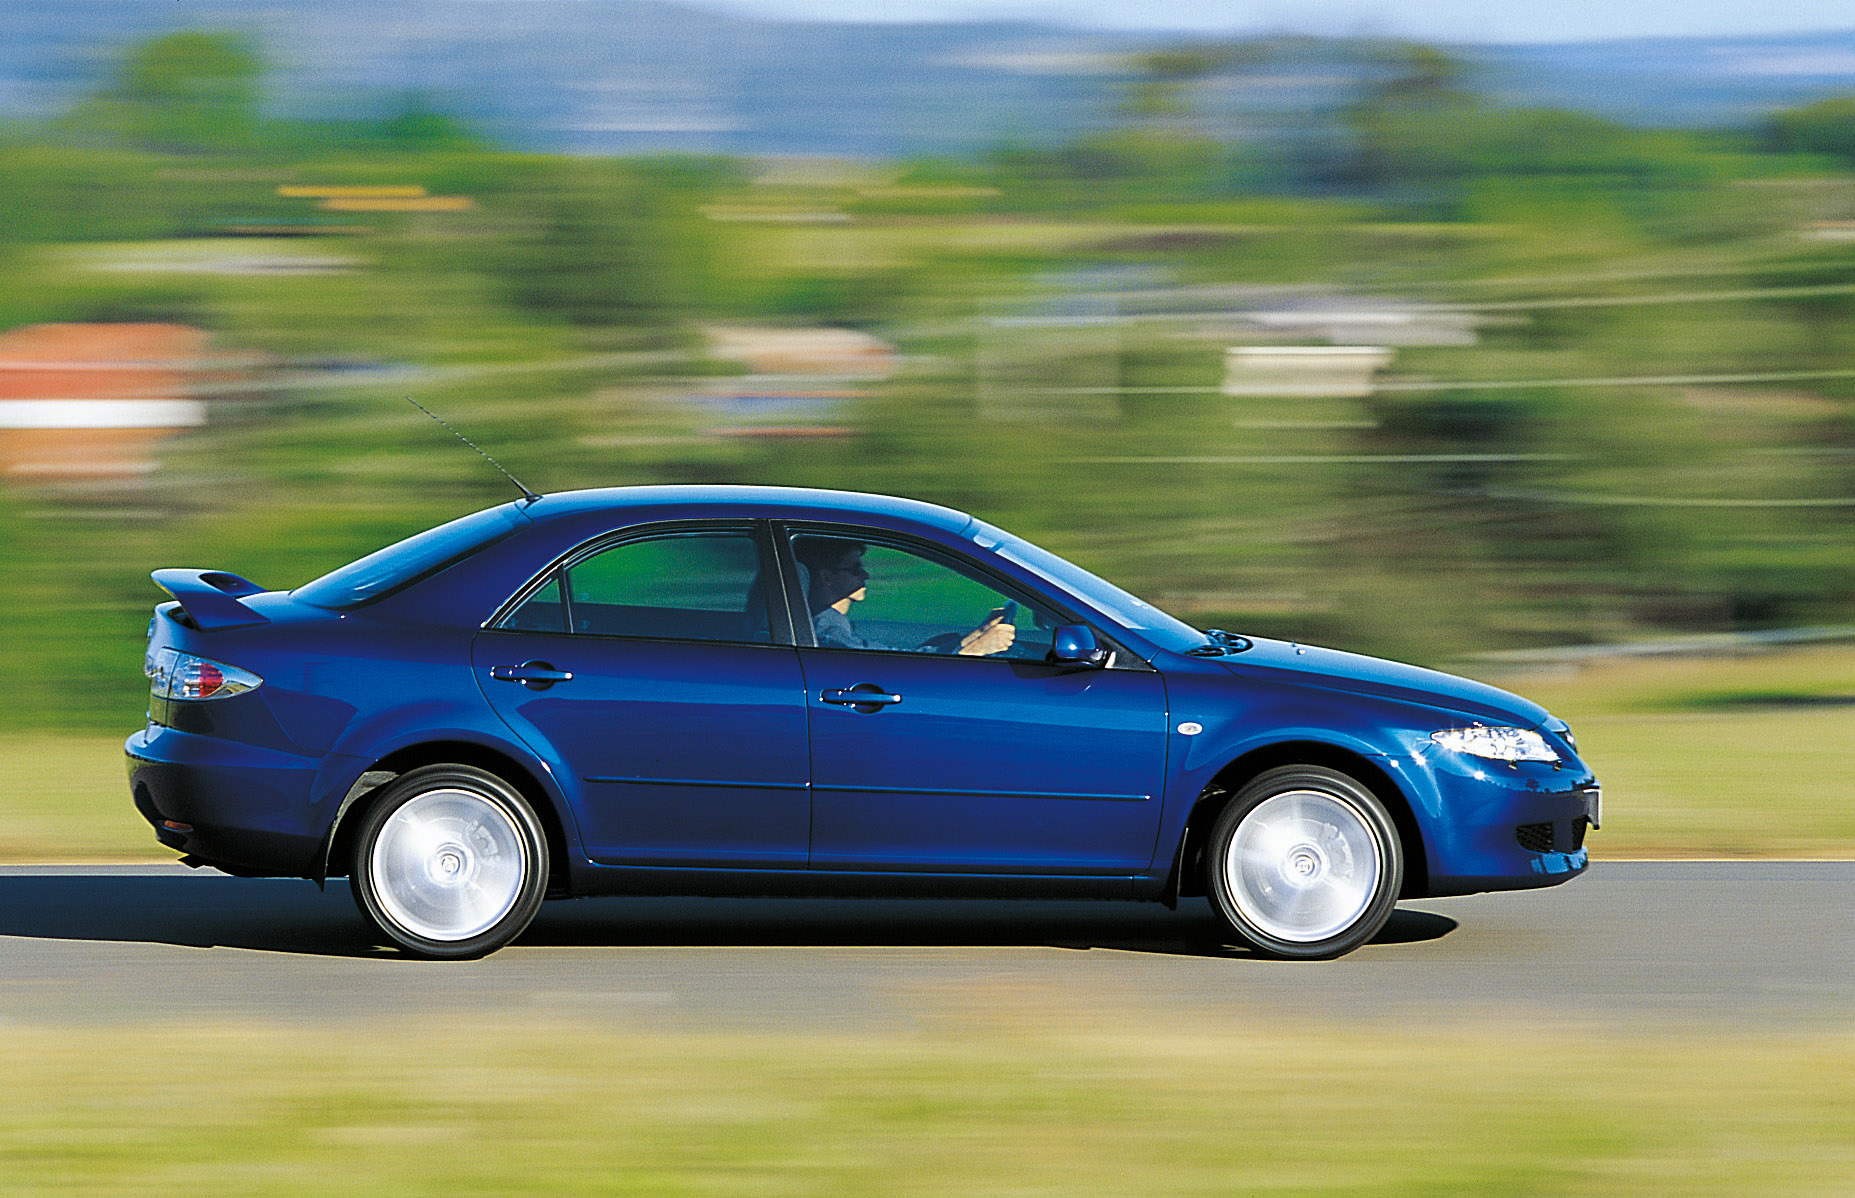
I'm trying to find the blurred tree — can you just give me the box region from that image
[1365,43,1471,105]
[493,159,724,331]
[94,31,263,153]
[506,189,674,327]
[1342,42,1480,198]
[1765,96,1855,163]
[1122,44,1268,122]
[349,92,484,154]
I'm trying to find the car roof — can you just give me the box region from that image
[520,485,976,534]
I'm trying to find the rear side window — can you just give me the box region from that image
[294,504,525,610]
[499,530,776,644]
[499,575,564,632]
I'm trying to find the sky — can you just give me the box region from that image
[710,1,1855,44]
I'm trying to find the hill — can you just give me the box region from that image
[2,2,1853,154]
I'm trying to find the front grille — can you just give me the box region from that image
[1516,819,1591,854]
[1515,822,1556,853]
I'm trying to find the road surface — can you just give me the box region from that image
[0,861,1848,1029]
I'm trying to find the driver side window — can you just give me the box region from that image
[789,532,1058,661]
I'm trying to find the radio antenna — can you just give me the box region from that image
[405,396,541,504]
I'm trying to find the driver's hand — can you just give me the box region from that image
[958,614,1016,657]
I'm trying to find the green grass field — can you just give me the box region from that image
[1476,643,1855,858]
[2,1013,1851,1195]
[3,644,1849,863]
[0,733,150,862]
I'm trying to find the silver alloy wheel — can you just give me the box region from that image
[368,787,530,943]
[1224,788,1383,943]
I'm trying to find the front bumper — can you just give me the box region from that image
[125,724,329,878]
[1389,747,1601,897]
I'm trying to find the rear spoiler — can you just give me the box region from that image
[152,569,272,631]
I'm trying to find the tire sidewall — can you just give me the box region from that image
[350,764,548,959]
[1205,765,1403,960]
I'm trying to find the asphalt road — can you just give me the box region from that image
[0,861,1849,1030]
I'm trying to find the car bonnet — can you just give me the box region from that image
[1218,637,1550,728]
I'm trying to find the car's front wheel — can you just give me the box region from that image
[349,764,548,959]
[1205,765,1402,960]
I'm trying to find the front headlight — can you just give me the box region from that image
[1430,725,1560,764]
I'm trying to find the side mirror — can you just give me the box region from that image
[1048,624,1109,668]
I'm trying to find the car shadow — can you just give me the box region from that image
[523,894,1457,958]
[0,872,386,958]
[0,872,1456,959]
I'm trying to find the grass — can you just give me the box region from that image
[1477,643,1855,858]
[1572,707,1855,856]
[3,644,1849,863]
[0,734,154,861]
[0,1013,1851,1194]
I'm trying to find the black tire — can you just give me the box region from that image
[348,764,548,959]
[1204,765,1402,960]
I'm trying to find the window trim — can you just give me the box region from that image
[483,519,796,648]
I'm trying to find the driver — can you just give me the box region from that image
[792,537,1015,656]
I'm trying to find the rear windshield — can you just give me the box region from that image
[293,504,526,610]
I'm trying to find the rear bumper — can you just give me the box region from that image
[125,725,327,879]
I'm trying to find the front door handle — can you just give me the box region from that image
[821,684,902,711]
[489,660,574,690]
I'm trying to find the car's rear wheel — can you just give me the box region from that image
[1205,765,1402,960]
[349,764,547,959]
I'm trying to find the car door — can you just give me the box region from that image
[784,526,1169,875]
[473,522,812,868]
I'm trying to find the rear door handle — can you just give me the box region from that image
[489,661,574,690]
[821,685,902,708]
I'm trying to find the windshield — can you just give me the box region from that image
[293,504,527,610]
[968,521,1209,654]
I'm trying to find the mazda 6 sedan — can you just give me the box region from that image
[126,485,1599,959]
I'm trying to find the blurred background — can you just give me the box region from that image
[0,0,1850,747]
[5,10,1853,1186]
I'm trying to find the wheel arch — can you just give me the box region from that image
[1166,740,1431,904]
[320,740,574,897]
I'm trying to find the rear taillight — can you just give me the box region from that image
[146,648,262,701]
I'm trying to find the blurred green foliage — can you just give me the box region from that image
[1765,95,1855,163]
[0,32,1851,732]
[76,31,263,154]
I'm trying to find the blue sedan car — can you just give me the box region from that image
[126,486,1599,959]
